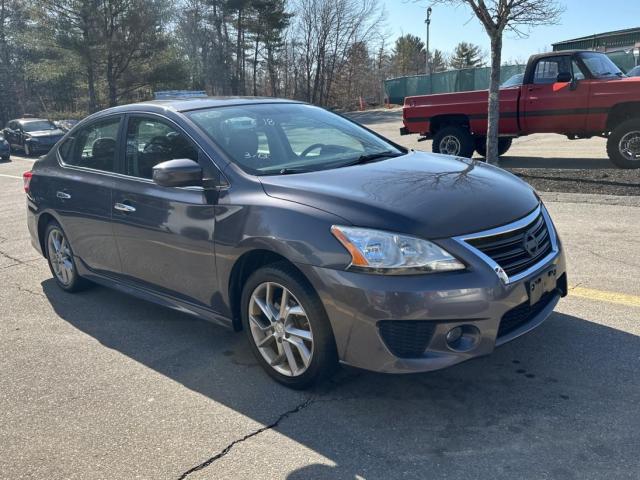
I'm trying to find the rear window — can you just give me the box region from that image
[23,121,57,132]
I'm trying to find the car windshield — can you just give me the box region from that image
[501,73,523,88]
[187,103,403,175]
[23,120,57,132]
[579,52,625,78]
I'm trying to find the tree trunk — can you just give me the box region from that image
[252,36,259,96]
[485,35,502,165]
[87,62,98,112]
[107,56,117,107]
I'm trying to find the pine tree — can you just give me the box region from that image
[449,42,485,70]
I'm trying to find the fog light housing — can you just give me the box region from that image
[445,325,480,352]
[445,327,463,344]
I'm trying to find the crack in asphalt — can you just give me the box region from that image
[176,396,316,480]
[0,249,28,266]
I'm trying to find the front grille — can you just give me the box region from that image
[378,320,436,358]
[498,291,556,337]
[466,211,553,278]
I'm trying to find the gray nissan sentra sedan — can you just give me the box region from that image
[24,98,567,389]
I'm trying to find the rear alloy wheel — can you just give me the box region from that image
[45,221,89,292]
[607,119,640,169]
[241,263,338,389]
[24,143,31,157]
[475,137,512,158]
[432,126,475,158]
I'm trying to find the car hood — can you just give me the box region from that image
[260,151,539,239]
[26,129,64,138]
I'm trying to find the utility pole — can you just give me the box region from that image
[425,6,432,75]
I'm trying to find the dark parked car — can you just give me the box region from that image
[0,133,10,161]
[24,98,567,388]
[54,119,81,132]
[500,73,524,88]
[627,65,640,77]
[4,118,65,156]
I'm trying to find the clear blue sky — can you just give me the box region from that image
[382,0,640,64]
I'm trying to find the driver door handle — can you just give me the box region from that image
[114,202,136,213]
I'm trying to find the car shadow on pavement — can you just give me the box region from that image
[42,279,640,480]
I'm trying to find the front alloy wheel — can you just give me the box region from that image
[241,263,338,389]
[248,282,314,377]
[24,142,31,157]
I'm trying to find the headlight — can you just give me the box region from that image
[331,225,465,275]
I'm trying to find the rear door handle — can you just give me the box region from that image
[114,202,136,213]
[56,191,71,200]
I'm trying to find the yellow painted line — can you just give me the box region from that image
[570,286,640,308]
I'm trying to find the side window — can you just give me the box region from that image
[125,117,199,179]
[62,117,120,172]
[533,57,570,84]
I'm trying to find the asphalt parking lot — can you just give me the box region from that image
[1,120,639,479]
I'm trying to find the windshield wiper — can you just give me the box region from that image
[278,167,313,175]
[341,150,403,168]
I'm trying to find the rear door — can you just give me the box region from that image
[521,55,591,134]
[53,115,123,275]
[111,114,219,307]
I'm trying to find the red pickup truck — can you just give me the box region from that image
[401,51,640,168]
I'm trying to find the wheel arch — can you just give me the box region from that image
[606,102,640,132]
[228,249,308,332]
[37,211,60,257]
[429,114,471,135]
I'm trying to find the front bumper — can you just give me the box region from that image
[0,143,10,157]
[26,141,55,154]
[298,240,567,374]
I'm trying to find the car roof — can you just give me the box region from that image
[528,50,599,63]
[98,96,303,115]
[14,118,50,124]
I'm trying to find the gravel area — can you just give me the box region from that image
[507,168,640,196]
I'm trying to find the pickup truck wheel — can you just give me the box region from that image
[432,126,474,158]
[607,119,640,169]
[475,137,512,158]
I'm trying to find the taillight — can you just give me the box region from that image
[23,171,33,193]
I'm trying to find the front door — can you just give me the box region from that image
[111,114,219,308]
[522,56,591,134]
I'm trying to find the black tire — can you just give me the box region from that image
[475,137,513,158]
[1,155,9,162]
[607,119,640,169]
[44,221,90,292]
[241,262,338,389]
[432,125,475,158]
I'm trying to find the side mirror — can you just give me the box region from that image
[556,72,572,83]
[152,159,203,188]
